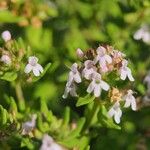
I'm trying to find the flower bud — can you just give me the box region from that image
[0,54,11,65]
[76,48,84,58]
[1,30,11,42]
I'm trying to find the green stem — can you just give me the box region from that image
[15,81,25,111]
[82,99,100,133]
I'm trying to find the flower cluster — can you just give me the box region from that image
[63,45,136,123]
[108,89,136,124]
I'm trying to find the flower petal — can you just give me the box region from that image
[74,73,81,83]
[127,72,134,81]
[94,84,101,97]
[62,87,69,99]
[117,107,122,118]
[105,55,112,64]
[87,81,94,94]
[24,64,32,74]
[133,29,143,40]
[36,64,43,73]
[120,69,127,80]
[108,108,115,118]
[131,97,137,111]
[114,112,121,124]
[124,97,131,108]
[70,86,77,97]
[100,80,110,91]
[33,67,40,76]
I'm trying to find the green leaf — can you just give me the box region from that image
[76,94,95,107]
[75,136,90,150]
[32,63,51,82]
[59,117,86,147]
[0,105,8,125]
[137,84,146,95]
[59,138,79,148]
[0,72,17,82]
[40,99,53,122]
[68,117,86,139]
[21,138,34,149]
[59,136,89,149]
[98,105,121,130]
[9,97,18,116]
[62,107,70,127]
[26,27,52,53]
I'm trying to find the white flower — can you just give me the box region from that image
[68,63,81,84]
[1,30,11,42]
[62,63,81,99]
[62,82,77,99]
[24,56,43,76]
[0,54,11,64]
[82,60,97,80]
[76,48,84,58]
[40,134,64,150]
[94,46,112,69]
[133,25,150,43]
[124,90,136,111]
[119,59,134,81]
[87,72,110,97]
[22,114,37,135]
[108,102,122,124]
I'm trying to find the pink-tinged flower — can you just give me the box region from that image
[111,50,125,62]
[82,60,97,80]
[62,82,77,99]
[108,102,122,124]
[76,48,84,58]
[22,114,37,135]
[119,59,134,81]
[40,134,64,150]
[87,72,110,97]
[24,56,43,76]
[0,54,11,65]
[94,46,112,68]
[1,30,11,42]
[124,90,136,111]
[100,64,109,73]
[68,63,81,84]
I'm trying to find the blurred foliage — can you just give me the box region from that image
[0,0,150,149]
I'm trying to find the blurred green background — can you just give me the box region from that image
[0,0,150,149]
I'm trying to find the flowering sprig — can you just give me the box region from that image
[0,30,49,81]
[63,45,136,124]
